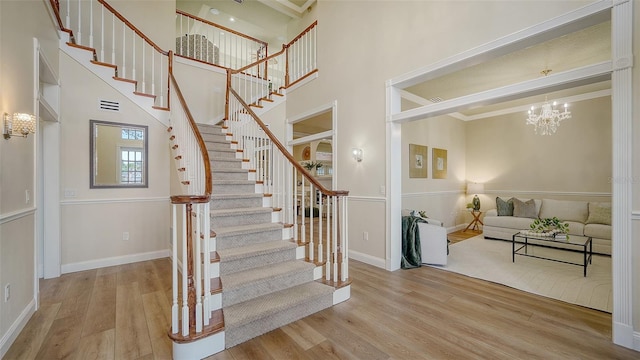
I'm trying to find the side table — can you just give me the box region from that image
[464,210,483,232]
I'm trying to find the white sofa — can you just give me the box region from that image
[483,198,612,255]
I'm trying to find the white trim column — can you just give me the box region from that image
[611,0,634,348]
[386,81,401,271]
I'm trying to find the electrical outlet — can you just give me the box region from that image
[25,190,30,204]
[4,284,10,302]
[363,231,368,241]
[123,232,130,241]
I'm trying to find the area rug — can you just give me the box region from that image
[429,235,612,313]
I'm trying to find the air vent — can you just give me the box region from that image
[99,99,120,112]
[428,97,444,103]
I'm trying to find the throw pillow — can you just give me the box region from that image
[586,203,612,225]
[496,197,514,216]
[513,198,538,219]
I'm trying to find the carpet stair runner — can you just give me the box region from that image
[198,124,335,348]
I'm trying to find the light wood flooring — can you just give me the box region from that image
[5,256,639,359]
[448,229,482,244]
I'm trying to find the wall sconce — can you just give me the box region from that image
[3,112,36,139]
[352,148,363,162]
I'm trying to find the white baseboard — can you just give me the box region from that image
[0,298,36,359]
[633,330,640,351]
[61,249,171,274]
[349,250,385,269]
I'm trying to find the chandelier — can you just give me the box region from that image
[525,69,571,135]
[526,98,571,135]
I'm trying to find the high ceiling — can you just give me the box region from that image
[403,21,612,121]
[177,0,313,47]
[178,1,611,127]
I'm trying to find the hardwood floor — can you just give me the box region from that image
[5,258,639,359]
[448,229,482,244]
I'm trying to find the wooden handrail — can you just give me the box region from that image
[170,195,210,204]
[48,0,67,34]
[98,0,168,55]
[228,88,348,198]
[169,72,212,196]
[231,44,286,75]
[286,20,318,47]
[176,10,268,48]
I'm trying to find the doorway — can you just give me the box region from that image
[386,2,633,349]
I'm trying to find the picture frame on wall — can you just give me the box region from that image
[432,148,447,179]
[409,144,428,178]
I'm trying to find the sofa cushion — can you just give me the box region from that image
[586,202,612,225]
[539,199,588,223]
[496,197,514,216]
[513,198,537,218]
[484,214,537,230]
[564,221,585,237]
[584,223,612,240]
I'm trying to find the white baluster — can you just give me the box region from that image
[65,0,70,28]
[132,33,136,80]
[122,23,126,78]
[195,204,203,333]
[151,51,155,96]
[142,43,146,94]
[111,13,115,65]
[77,0,81,44]
[99,4,104,61]
[203,201,211,325]
[89,0,93,48]
[171,204,178,333]
[343,196,349,280]
[309,184,314,261]
[332,198,338,283]
[318,193,323,263]
[326,197,331,281]
[181,207,189,336]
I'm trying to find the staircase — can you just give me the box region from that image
[200,124,335,348]
[47,1,349,357]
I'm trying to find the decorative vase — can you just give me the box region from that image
[472,195,481,211]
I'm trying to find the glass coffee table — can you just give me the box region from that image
[512,232,593,277]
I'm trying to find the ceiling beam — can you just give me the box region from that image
[390,1,611,90]
[390,61,612,123]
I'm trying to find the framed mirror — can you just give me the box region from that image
[90,120,148,188]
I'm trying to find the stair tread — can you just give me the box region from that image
[217,240,297,262]
[215,222,283,236]
[211,193,262,200]
[212,179,254,185]
[211,207,273,216]
[221,260,316,291]
[224,282,333,328]
[212,168,248,173]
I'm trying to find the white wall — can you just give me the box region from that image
[283,0,593,266]
[0,0,59,356]
[58,52,170,271]
[401,115,467,229]
[466,96,612,209]
[173,59,227,125]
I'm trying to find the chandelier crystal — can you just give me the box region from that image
[526,98,571,135]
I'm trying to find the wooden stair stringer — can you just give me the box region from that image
[59,39,169,126]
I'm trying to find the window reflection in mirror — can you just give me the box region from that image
[90,120,148,188]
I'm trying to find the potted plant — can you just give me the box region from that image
[302,161,323,172]
[529,217,570,238]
